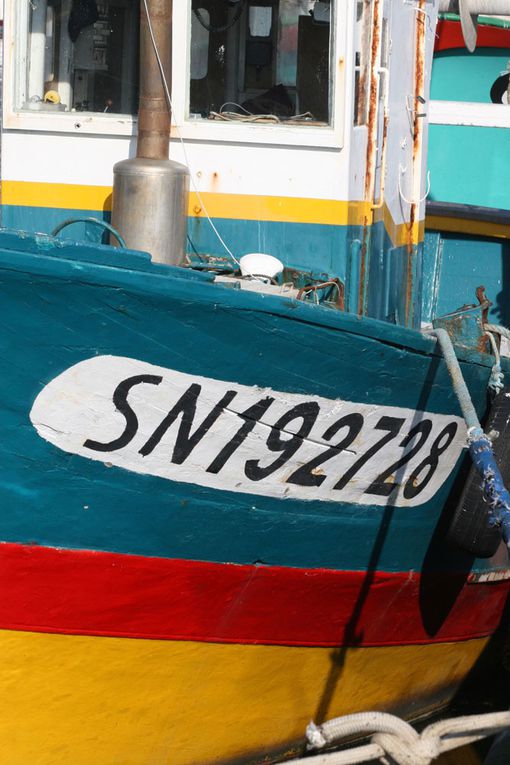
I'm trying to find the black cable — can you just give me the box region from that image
[193,0,246,34]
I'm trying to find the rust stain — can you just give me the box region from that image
[356,0,372,126]
[434,290,493,354]
[359,0,382,317]
[404,204,415,325]
[363,0,381,201]
[476,285,492,353]
[372,111,389,209]
[412,0,426,159]
[476,331,488,355]
[356,70,367,125]
[297,278,345,310]
[357,217,370,316]
[193,205,202,215]
[408,201,416,255]
[381,113,388,154]
[405,0,426,326]
[211,171,220,192]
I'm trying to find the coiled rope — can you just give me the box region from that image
[283,710,510,764]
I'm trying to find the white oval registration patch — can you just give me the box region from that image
[30,355,466,507]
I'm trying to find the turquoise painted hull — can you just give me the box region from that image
[0,228,504,575]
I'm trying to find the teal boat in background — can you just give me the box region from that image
[425,12,510,325]
[429,13,510,210]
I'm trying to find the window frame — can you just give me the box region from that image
[429,100,510,129]
[4,0,347,147]
[3,0,139,135]
[175,0,347,148]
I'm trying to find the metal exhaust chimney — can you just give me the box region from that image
[112,0,190,264]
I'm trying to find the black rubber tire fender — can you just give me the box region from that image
[446,387,510,558]
[490,73,510,104]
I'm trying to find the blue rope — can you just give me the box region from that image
[468,435,510,550]
[429,328,510,552]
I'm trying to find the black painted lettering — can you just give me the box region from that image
[403,422,458,499]
[334,415,405,491]
[139,383,237,464]
[83,374,163,453]
[245,401,320,481]
[287,412,364,487]
[365,419,432,496]
[206,396,275,474]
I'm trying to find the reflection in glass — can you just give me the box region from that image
[189,0,332,125]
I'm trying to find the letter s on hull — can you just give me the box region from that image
[84,374,163,452]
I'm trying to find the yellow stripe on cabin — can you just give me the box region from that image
[188,192,373,226]
[374,204,425,249]
[426,214,510,241]
[1,180,424,245]
[0,629,487,765]
[1,180,364,225]
[2,180,114,212]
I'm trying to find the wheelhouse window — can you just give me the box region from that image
[15,0,139,115]
[189,0,334,125]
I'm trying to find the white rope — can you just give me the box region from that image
[485,329,504,392]
[485,323,510,343]
[483,323,510,390]
[283,710,510,765]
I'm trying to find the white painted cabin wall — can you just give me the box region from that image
[380,0,439,230]
[1,131,134,187]
[1,0,364,207]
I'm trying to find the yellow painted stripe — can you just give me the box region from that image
[1,180,363,225]
[189,192,376,227]
[1,180,424,245]
[374,205,425,249]
[2,180,114,212]
[0,629,487,765]
[426,214,510,241]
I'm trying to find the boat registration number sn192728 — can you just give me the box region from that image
[30,356,466,507]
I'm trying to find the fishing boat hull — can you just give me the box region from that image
[1,230,509,764]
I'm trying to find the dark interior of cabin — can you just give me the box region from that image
[189,0,332,124]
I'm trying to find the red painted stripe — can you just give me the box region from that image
[0,542,508,647]
[435,20,510,51]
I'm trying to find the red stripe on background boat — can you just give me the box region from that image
[1,542,507,647]
[435,19,510,51]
